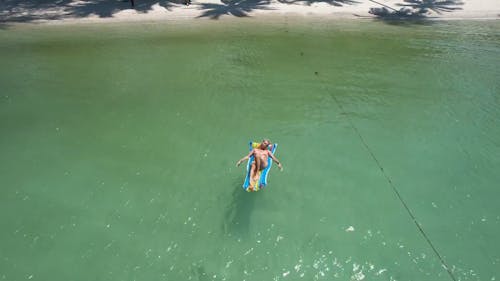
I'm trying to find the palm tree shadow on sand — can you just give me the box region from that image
[197,0,359,20]
[277,0,359,7]
[0,0,182,23]
[397,0,463,14]
[197,0,273,19]
[223,178,258,237]
[367,0,463,22]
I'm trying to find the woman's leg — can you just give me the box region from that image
[250,161,258,181]
[253,157,261,181]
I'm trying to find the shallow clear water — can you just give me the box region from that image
[0,20,499,281]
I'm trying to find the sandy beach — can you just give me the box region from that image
[1,0,499,26]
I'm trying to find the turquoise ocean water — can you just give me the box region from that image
[0,19,499,281]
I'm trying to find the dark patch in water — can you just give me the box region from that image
[223,178,257,237]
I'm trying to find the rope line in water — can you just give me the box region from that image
[328,92,458,281]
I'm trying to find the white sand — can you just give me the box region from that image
[1,0,499,25]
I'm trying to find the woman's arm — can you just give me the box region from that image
[268,151,283,171]
[236,150,254,167]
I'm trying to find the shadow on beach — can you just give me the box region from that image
[277,0,359,7]
[1,0,360,23]
[0,0,465,24]
[196,0,359,19]
[0,0,183,23]
[368,0,463,22]
[197,0,272,19]
[197,0,273,19]
[222,179,257,237]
